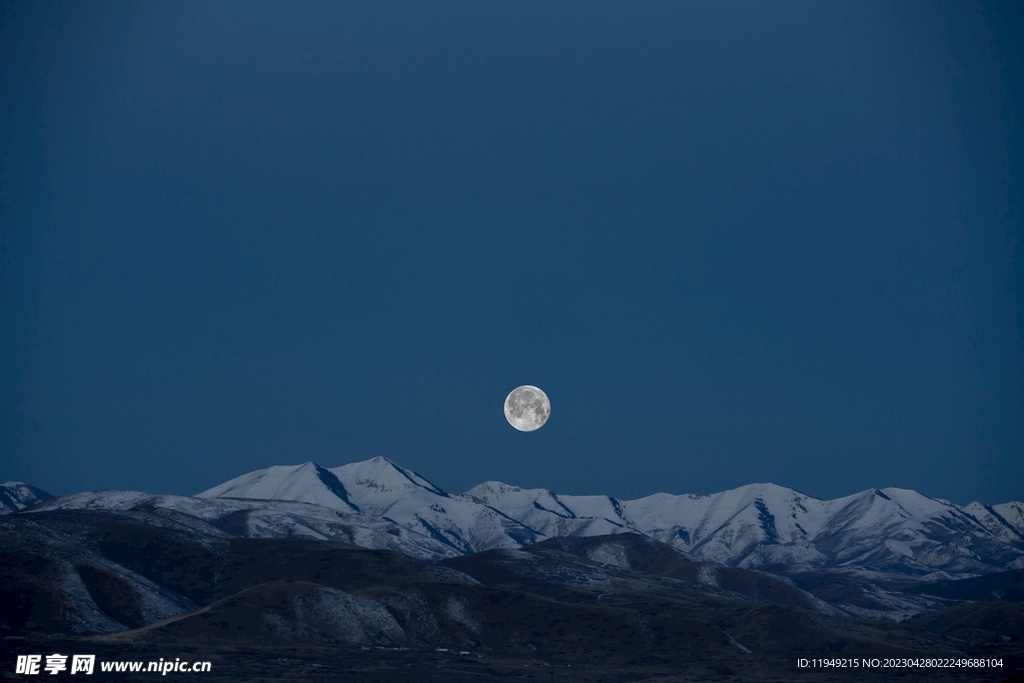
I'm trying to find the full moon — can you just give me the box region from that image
[504,385,551,432]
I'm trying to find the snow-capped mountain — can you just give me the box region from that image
[470,482,1024,574]
[199,458,1024,576]
[199,459,541,554]
[198,463,359,513]
[961,501,1024,543]
[0,482,52,513]
[7,461,1021,651]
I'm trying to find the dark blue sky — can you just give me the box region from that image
[2,1,1021,504]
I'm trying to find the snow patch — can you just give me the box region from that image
[445,596,480,634]
[885,539,914,558]
[291,588,405,645]
[726,632,751,654]
[586,543,631,569]
[698,564,718,587]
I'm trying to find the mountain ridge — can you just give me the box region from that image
[0,482,53,513]
[193,457,1024,576]
[18,457,1023,577]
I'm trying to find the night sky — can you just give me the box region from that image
[2,1,1021,505]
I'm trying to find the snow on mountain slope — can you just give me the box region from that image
[463,478,1024,575]
[468,482,828,566]
[993,501,1024,534]
[199,457,543,554]
[794,488,1019,574]
[326,458,543,553]
[632,484,824,565]
[189,458,1024,574]
[331,457,446,504]
[197,463,358,512]
[29,490,456,560]
[460,482,630,539]
[0,511,198,634]
[0,482,53,512]
[964,501,1024,543]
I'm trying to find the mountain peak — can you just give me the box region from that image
[197,463,358,512]
[329,457,447,500]
[0,482,53,513]
[465,481,523,497]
